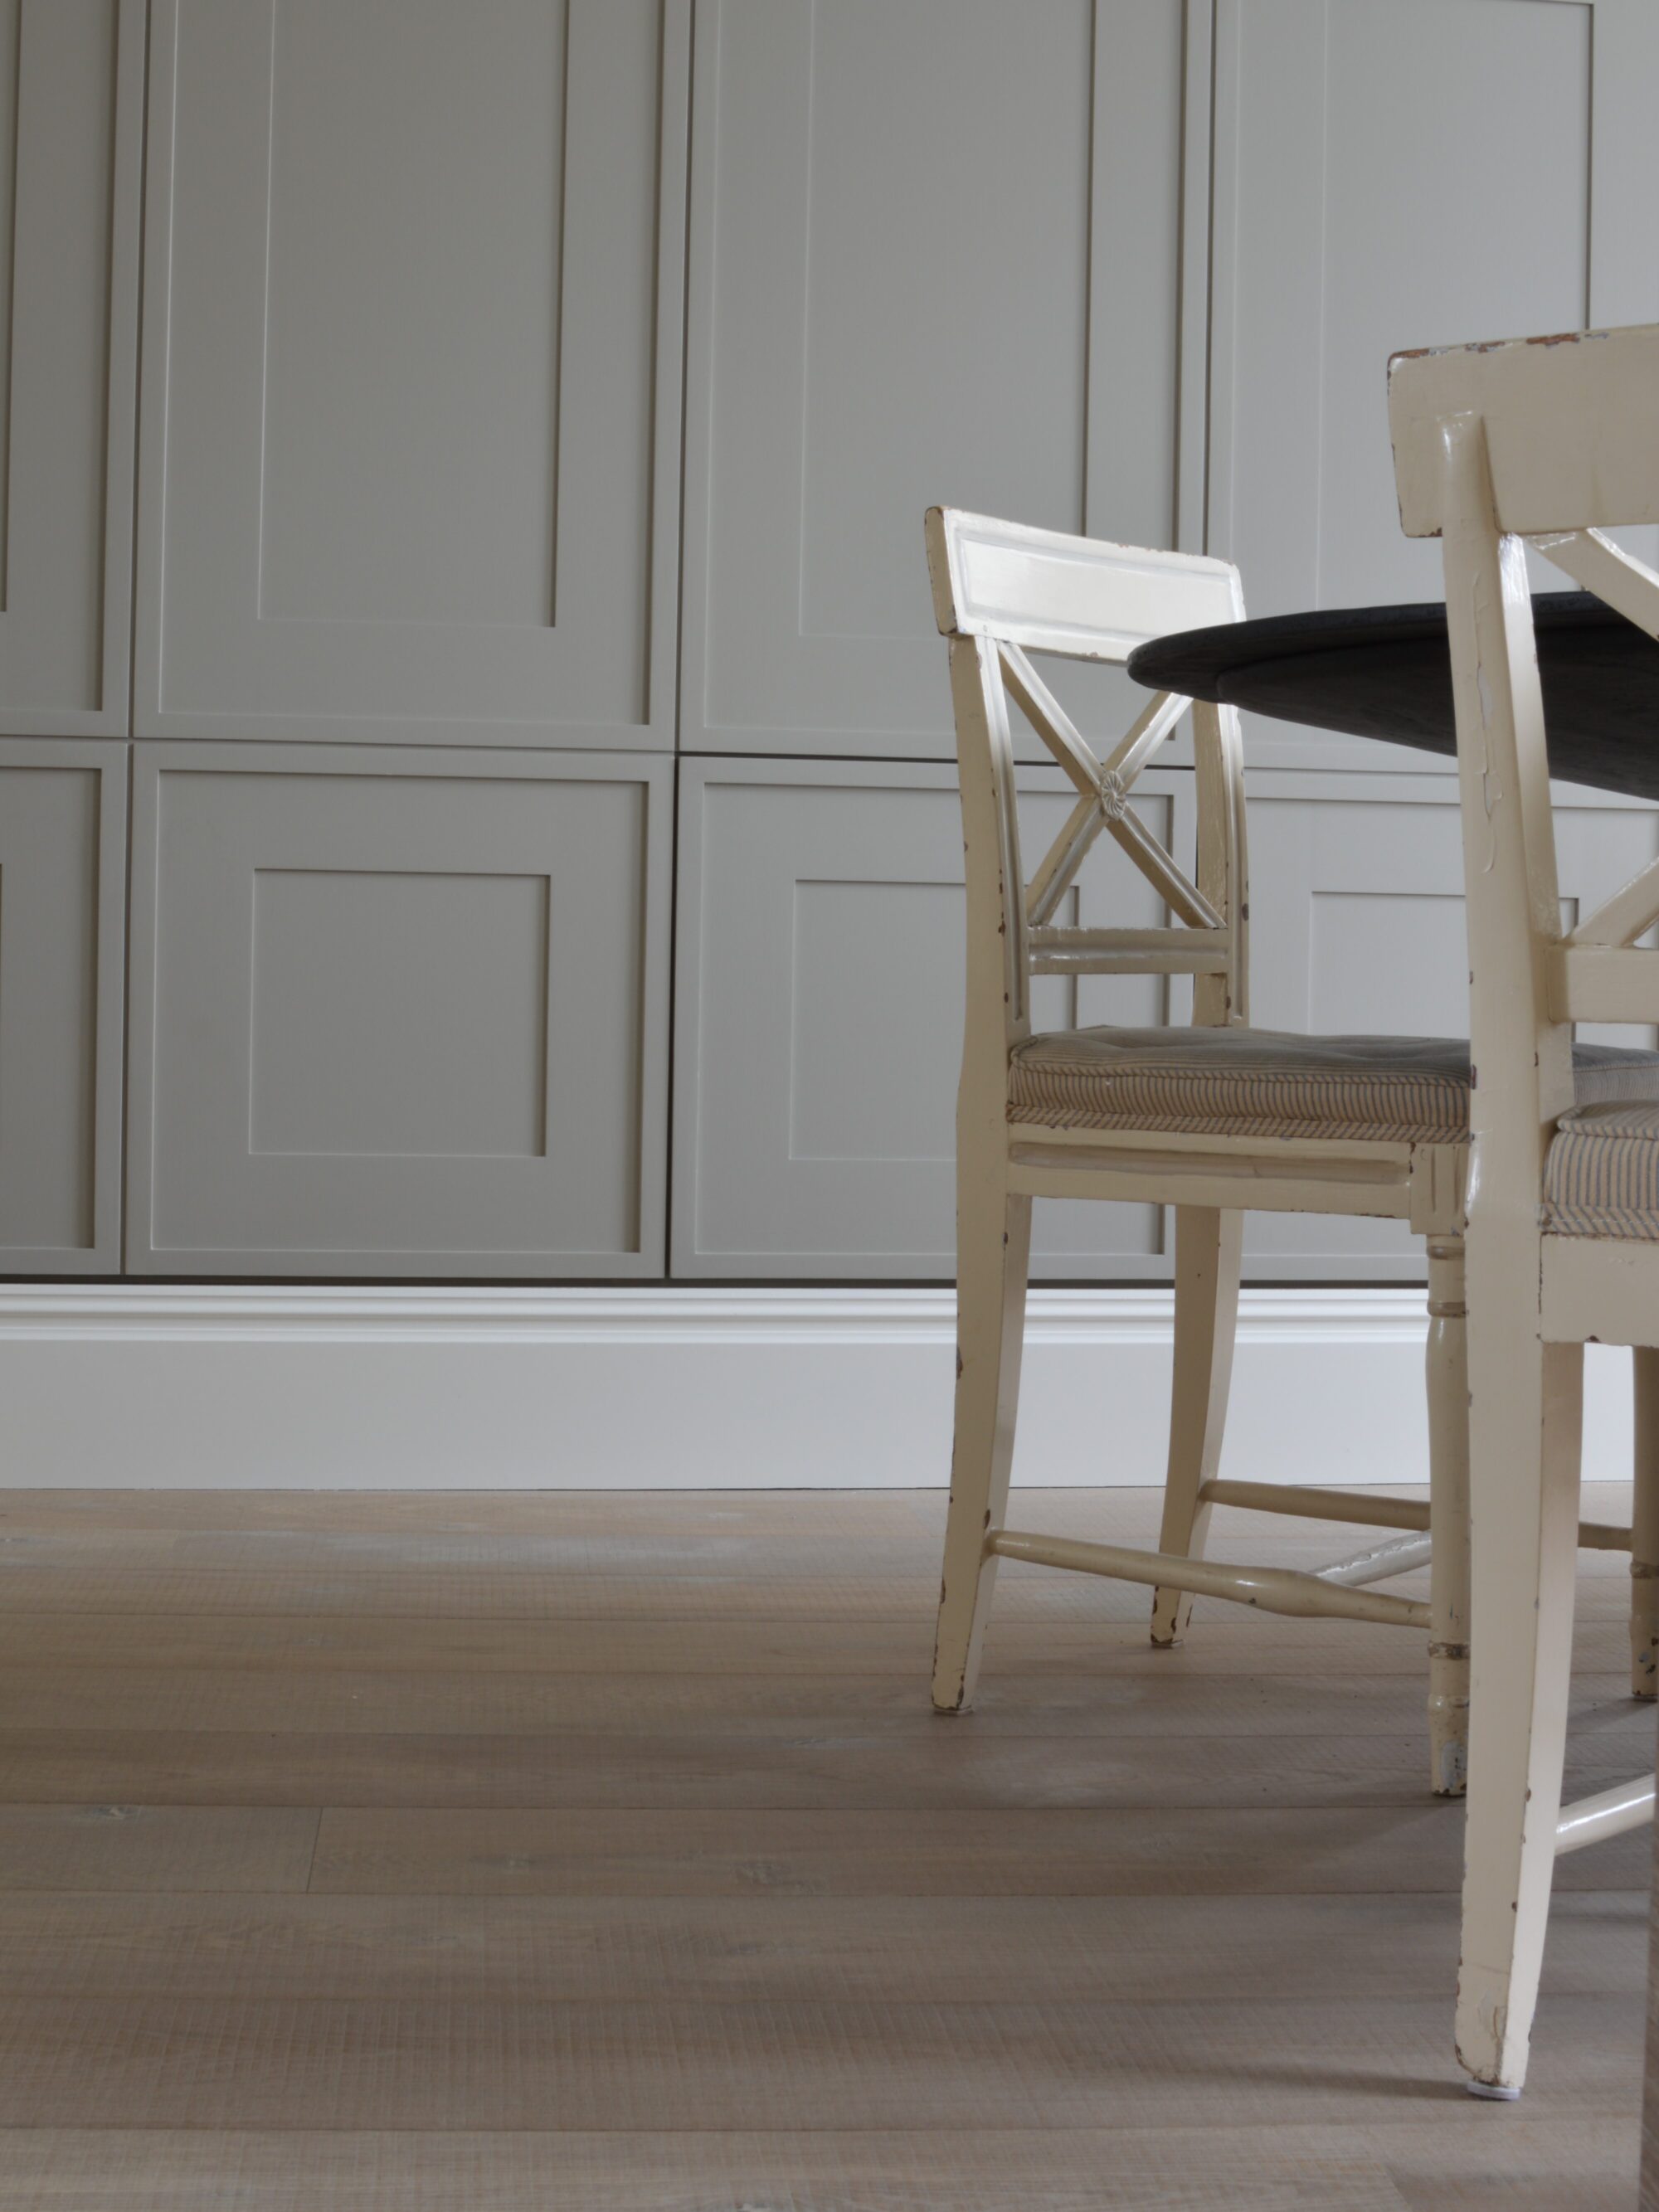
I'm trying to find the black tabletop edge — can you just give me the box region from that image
[1126,590,1610,702]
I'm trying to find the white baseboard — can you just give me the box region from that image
[0,1281,1633,1490]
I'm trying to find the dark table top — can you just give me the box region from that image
[1126,591,1659,802]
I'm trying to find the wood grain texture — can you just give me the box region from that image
[0,1723,1648,1811]
[0,1604,1630,1675]
[0,1662,1642,1736]
[0,1485,1641,2209]
[305,1801,1654,1899]
[0,1804,318,1893]
[0,2126,1419,2211]
[0,2121,1637,2212]
[0,1991,1638,2132]
[0,1890,1638,2007]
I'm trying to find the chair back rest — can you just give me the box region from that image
[1387,323,1659,1210]
[924,508,1249,1076]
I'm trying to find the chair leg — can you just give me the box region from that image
[1425,1236,1471,1796]
[1150,1207,1243,1646]
[1631,1348,1659,1700]
[1456,1323,1584,2098]
[932,1171,1032,1714]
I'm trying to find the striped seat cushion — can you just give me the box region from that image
[1545,1101,1659,1240]
[1008,1025,1659,1144]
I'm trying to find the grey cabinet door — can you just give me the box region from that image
[135,1,687,751]
[1208,0,1659,771]
[129,745,671,1278]
[1243,770,1659,1279]
[0,1,143,735]
[674,758,1193,1281]
[0,740,126,1271]
[681,0,1194,761]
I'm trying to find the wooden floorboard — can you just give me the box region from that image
[0,2122,1639,2212]
[301,1801,1655,1898]
[0,1484,1646,2211]
[0,1890,1638,2005]
[4,1669,1647,1743]
[0,1604,1644,1694]
[0,1991,1642,2133]
[0,1723,1650,1811]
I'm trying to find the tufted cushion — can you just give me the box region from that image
[1009,1025,1659,1144]
[1545,1101,1659,1240]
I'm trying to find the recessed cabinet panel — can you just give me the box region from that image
[674,759,1193,1280]
[0,1,143,733]
[136,1,688,748]
[683,0,1190,759]
[129,746,671,1276]
[1243,771,1659,1278]
[0,741,126,1270]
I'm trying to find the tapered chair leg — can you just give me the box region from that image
[1632,1348,1659,1699]
[1425,1237,1472,1796]
[1151,1207,1243,1646]
[932,1171,1033,1714]
[1456,1321,1584,2098]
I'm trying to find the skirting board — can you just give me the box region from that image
[0,1282,1634,1490]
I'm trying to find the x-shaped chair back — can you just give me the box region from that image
[924,509,1250,1050]
[1389,328,1659,1141]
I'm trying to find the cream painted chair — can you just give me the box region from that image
[1389,325,1659,2098]
[925,506,1659,1805]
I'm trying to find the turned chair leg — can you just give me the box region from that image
[932,1169,1033,1714]
[1425,1237,1471,1796]
[1457,1317,1584,2098]
[1151,1207,1243,1646]
[1632,1348,1659,1699]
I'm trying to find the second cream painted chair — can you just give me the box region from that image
[926,506,1658,1796]
[1389,323,1659,2097]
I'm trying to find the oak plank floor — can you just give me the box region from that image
[0,1485,1647,2210]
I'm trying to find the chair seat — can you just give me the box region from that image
[1545,1100,1659,1240]
[1009,1024,1659,1144]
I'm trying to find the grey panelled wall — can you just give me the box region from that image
[0,0,143,735]
[127,747,673,1278]
[134,0,688,750]
[3,0,1659,1289]
[0,741,126,1271]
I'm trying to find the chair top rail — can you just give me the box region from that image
[1389,323,1659,539]
[926,506,1243,660]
